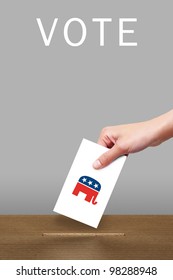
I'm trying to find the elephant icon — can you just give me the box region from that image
[72,176,101,205]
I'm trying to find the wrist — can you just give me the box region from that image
[150,110,173,146]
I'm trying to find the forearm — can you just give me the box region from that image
[150,109,173,146]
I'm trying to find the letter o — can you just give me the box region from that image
[64,18,87,47]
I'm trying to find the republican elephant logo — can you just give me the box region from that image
[72,176,101,205]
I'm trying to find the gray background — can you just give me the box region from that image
[0,1,172,214]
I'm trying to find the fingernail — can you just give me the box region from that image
[93,159,102,169]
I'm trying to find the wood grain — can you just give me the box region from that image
[0,215,173,260]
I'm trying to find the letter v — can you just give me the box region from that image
[36,18,58,46]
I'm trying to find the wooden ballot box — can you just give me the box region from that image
[0,215,173,260]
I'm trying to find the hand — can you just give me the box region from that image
[92,119,163,169]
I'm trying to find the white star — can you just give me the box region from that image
[82,178,87,183]
[94,184,98,188]
[88,181,92,185]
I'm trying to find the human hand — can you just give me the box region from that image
[93,119,162,169]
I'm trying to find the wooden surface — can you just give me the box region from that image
[0,215,173,260]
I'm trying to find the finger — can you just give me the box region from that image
[98,134,115,148]
[97,127,111,147]
[97,138,107,147]
[93,144,124,169]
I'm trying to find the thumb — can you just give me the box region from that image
[93,144,124,169]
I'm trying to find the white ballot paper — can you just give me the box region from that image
[54,139,127,228]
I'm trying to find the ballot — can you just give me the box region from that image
[54,139,127,228]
